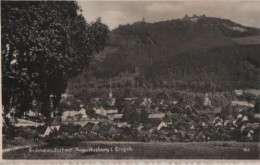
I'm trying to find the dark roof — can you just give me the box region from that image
[109,126,118,135]
[59,125,81,134]
[51,117,62,126]
[186,129,196,135]
[99,124,112,133]
[145,119,163,128]
[36,126,48,134]
[82,122,95,131]
[82,122,99,132]
[163,116,172,123]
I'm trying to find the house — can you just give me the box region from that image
[226,115,235,121]
[137,123,144,131]
[224,120,231,126]
[93,98,100,102]
[94,106,107,116]
[98,124,119,137]
[213,108,221,114]
[213,116,223,126]
[61,93,72,99]
[24,110,43,118]
[196,131,206,141]
[107,114,123,122]
[162,116,172,125]
[201,121,207,127]
[140,98,152,107]
[240,124,246,132]
[231,101,254,108]
[14,118,45,127]
[114,114,123,122]
[5,108,16,123]
[145,119,167,131]
[254,114,260,119]
[186,129,196,138]
[208,117,215,125]
[237,114,243,119]
[109,126,118,136]
[203,93,211,106]
[43,118,61,136]
[172,100,178,105]
[58,124,81,135]
[234,90,243,96]
[107,98,116,107]
[148,113,165,120]
[246,130,254,141]
[242,116,248,121]
[81,122,99,134]
[80,104,84,108]
[245,123,259,130]
[188,121,196,130]
[124,98,137,101]
[61,108,87,120]
[107,108,118,114]
[78,108,88,118]
[185,105,191,110]
[114,122,131,128]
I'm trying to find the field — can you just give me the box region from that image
[3,141,260,159]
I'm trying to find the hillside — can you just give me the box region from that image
[145,44,260,92]
[68,16,260,98]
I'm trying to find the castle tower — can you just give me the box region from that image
[109,83,113,98]
[142,16,145,22]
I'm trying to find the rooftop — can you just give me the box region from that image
[148,113,165,119]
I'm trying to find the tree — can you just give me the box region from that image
[2,1,109,117]
[140,108,149,123]
[254,97,260,114]
[243,92,255,104]
[220,105,232,120]
[122,104,140,124]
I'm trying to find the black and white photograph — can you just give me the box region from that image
[1,0,260,160]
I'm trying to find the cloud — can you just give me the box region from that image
[99,10,127,29]
[146,3,184,13]
[145,2,260,28]
[78,1,260,29]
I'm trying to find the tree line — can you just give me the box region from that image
[2,1,109,118]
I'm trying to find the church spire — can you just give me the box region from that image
[109,82,113,98]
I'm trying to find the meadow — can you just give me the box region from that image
[3,141,259,159]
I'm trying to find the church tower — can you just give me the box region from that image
[109,83,113,98]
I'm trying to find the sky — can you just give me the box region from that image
[77,1,260,30]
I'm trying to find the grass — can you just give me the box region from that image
[3,137,44,150]
[3,141,260,159]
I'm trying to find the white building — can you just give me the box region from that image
[148,113,165,119]
[204,93,211,106]
[231,101,254,107]
[43,118,61,136]
[61,108,87,120]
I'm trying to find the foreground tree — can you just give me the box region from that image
[2,1,109,118]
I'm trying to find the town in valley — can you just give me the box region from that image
[2,0,260,160]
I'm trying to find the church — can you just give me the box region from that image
[94,83,118,116]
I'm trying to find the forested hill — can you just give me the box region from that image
[145,44,260,92]
[68,16,260,96]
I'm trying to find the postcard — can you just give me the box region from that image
[1,0,260,163]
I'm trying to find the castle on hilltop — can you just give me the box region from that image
[183,14,206,22]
